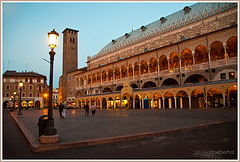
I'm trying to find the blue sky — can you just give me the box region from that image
[2,1,195,88]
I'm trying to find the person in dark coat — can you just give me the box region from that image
[84,103,89,117]
[59,102,63,119]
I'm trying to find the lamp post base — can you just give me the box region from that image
[43,118,57,135]
[39,134,60,144]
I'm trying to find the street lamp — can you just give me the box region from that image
[13,91,17,110]
[43,29,59,137]
[18,81,23,116]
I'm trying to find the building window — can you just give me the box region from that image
[37,78,40,82]
[95,90,98,94]
[70,38,72,42]
[30,85,33,90]
[220,73,226,80]
[15,85,18,90]
[6,85,10,90]
[22,93,25,97]
[73,38,75,43]
[25,78,28,82]
[229,72,235,79]
[6,93,9,97]
[29,93,33,97]
[38,86,42,92]
[30,78,33,83]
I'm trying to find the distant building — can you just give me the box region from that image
[2,70,49,108]
[53,88,59,107]
[59,2,238,109]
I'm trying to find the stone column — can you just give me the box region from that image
[159,98,161,109]
[142,98,144,109]
[107,100,109,109]
[91,75,93,85]
[133,66,135,77]
[151,98,154,109]
[208,47,211,68]
[169,98,172,109]
[174,97,177,109]
[139,63,141,76]
[223,43,227,60]
[223,95,226,108]
[180,97,183,109]
[113,99,116,109]
[100,99,102,109]
[120,97,122,109]
[113,71,115,83]
[162,97,165,109]
[188,96,191,109]
[133,98,135,109]
[148,62,150,73]
[192,50,195,65]
[167,57,170,70]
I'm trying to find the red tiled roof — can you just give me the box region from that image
[3,70,47,79]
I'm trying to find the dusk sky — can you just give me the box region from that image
[2,1,195,88]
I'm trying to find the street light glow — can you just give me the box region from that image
[19,81,23,87]
[48,29,59,50]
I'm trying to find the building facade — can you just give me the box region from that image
[53,88,59,107]
[2,70,49,109]
[59,2,238,109]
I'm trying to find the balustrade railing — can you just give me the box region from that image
[211,59,226,68]
[76,58,237,90]
[226,57,237,65]
[195,62,209,70]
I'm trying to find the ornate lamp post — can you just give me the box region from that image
[18,81,23,116]
[42,29,59,137]
[13,91,17,109]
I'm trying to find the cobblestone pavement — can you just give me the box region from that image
[3,109,237,160]
[11,108,237,143]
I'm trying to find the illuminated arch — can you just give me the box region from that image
[140,60,148,74]
[134,62,139,76]
[169,52,179,69]
[210,41,225,61]
[102,70,107,82]
[115,67,120,80]
[128,64,133,77]
[92,73,96,83]
[195,45,208,64]
[149,57,158,73]
[121,65,127,78]
[207,88,223,108]
[226,36,237,58]
[88,75,91,84]
[108,69,113,81]
[159,55,168,71]
[97,72,101,83]
[181,49,193,67]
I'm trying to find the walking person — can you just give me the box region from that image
[59,102,63,119]
[91,103,96,116]
[84,102,89,117]
[62,101,67,118]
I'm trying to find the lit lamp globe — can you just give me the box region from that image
[19,81,23,88]
[48,29,59,50]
